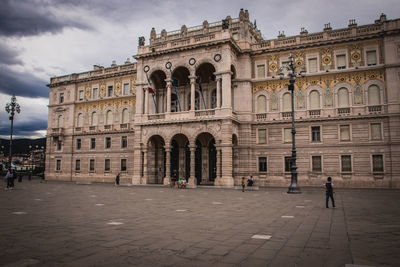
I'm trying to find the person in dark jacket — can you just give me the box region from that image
[324,177,335,208]
[115,173,120,186]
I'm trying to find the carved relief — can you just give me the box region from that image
[296,89,305,109]
[85,83,91,100]
[268,55,279,77]
[350,44,362,68]
[321,48,332,71]
[130,76,137,95]
[325,87,333,107]
[270,91,278,111]
[294,52,305,71]
[99,82,106,99]
[354,84,363,105]
[115,79,121,96]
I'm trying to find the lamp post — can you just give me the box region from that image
[279,54,305,194]
[5,95,21,171]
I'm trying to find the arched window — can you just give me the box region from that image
[77,113,83,127]
[257,95,267,113]
[57,115,63,128]
[282,93,292,112]
[106,110,113,125]
[338,88,349,107]
[368,85,380,105]
[91,112,97,126]
[122,108,129,123]
[309,90,320,110]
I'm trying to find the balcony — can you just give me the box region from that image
[195,110,215,117]
[256,113,267,121]
[148,114,166,120]
[51,127,63,137]
[282,112,292,119]
[88,126,97,131]
[103,125,113,131]
[309,109,321,117]
[337,107,351,115]
[368,105,382,113]
[75,127,82,132]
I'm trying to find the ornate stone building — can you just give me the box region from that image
[46,10,400,188]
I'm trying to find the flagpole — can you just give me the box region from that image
[166,62,182,112]
[196,78,207,109]
[145,72,158,113]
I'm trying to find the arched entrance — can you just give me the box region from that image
[147,135,166,184]
[195,132,216,185]
[170,134,190,180]
[149,70,167,114]
[195,63,216,110]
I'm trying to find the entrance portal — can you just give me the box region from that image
[195,132,216,185]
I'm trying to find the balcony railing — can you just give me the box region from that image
[282,112,292,119]
[148,114,166,120]
[120,123,129,129]
[195,109,215,117]
[337,107,351,115]
[256,113,267,121]
[309,109,321,116]
[104,125,113,131]
[51,127,63,136]
[368,105,382,113]
[75,127,82,131]
[89,126,96,131]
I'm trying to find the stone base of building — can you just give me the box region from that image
[214,176,234,187]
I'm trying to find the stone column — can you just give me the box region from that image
[188,145,197,188]
[216,146,221,179]
[164,146,171,185]
[215,144,234,187]
[221,72,232,108]
[189,76,196,111]
[144,88,149,114]
[136,83,144,115]
[142,148,148,184]
[216,76,222,108]
[166,79,171,113]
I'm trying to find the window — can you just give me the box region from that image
[75,159,80,171]
[77,113,83,127]
[285,157,292,172]
[371,123,382,140]
[312,156,322,172]
[121,136,127,148]
[90,138,96,149]
[341,155,352,172]
[121,159,127,171]
[311,126,321,142]
[366,50,377,66]
[258,129,267,144]
[78,90,84,101]
[122,108,129,124]
[368,85,380,105]
[93,88,98,99]
[106,110,113,125]
[59,93,64,104]
[57,141,62,151]
[257,64,265,78]
[340,125,350,141]
[372,155,383,172]
[56,159,61,171]
[283,93,292,112]
[336,54,346,69]
[308,58,318,73]
[284,128,292,143]
[91,112,98,126]
[58,115,63,128]
[257,95,267,113]
[105,137,111,149]
[123,83,130,95]
[259,157,267,172]
[309,91,320,110]
[338,88,349,107]
[76,139,81,150]
[107,86,113,97]
[89,159,95,172]
[105,159,111,171]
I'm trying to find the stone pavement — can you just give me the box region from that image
[0,180,399,267]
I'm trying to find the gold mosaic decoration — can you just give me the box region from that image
[85,83,91,100]
[114,79,121,96]
[75,97,136,117]
[268,55,278,74]
[99,82,106,98]
[130,76,137,95]
[350,44,362,67]
[321,48,332,70]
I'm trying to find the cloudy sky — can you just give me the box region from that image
[0,0,399,139]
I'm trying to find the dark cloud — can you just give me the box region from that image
[0,42,22,65]
[0,0,90,37]
[0,118,47,136]
[0,65,48,98]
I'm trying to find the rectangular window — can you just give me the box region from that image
[123,83,130,95]
[121,136,127,148]
[340,125,350,141]
[89,159,95,172]
[308,58,318,73]
[75,159,80,171]
[78,90,84,101]
[76,139,81,150]
[121,159,127,171]
[90,138,96,149]
[92,88,98,99]
[258,129,266,144]
[336,54,346,69]
[371,123,382,140]
[366,50,377,66]
[312,156,322,172]
[105,137,111,149]
[311,126,321,142]
[341,155,352,172]
[56,159,61,171]
[105,159,111,171]
[285,156,292,172]
[57,141,62,151]
[59,93,64,103]
[372,155,383,172]
[257,64,265,78]
[107,86,113,97]
[284,128,292,143]
[258,157,267,172]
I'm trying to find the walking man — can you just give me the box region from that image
[324,177,335,208]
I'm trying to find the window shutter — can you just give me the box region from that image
[366,51,377,65]
[310,91,320,109]
[338,88,349,107]
[308,58,317,73]
[257,95,267,113]
[258,129,266,144]
[340,125,350,141]
[283,93,292,111]
[368,85,380,105]
[257,65,265,78]
[371,123,382,140]
[284,128,291,143]
[122,109,129,123]
[337,55,346,68]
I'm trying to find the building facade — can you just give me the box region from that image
[46,10,400,188]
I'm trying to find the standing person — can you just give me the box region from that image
[324,177,335,208]
[241,177,246,192]
[115,173,120,186]
[10,169,16,189]
[4,169,12,190]
[247,176,254,187]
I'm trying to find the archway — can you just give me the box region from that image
[150,70,167,113]
[147,135,166,184]
[170,134,190,180]
[196,63,216,110]
[195,132,216,185]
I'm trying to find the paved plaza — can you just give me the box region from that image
[0,180,399,267]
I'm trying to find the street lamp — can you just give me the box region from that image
[5,95,21,171]
[279,54,305,194]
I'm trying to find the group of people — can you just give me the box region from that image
[4,169,16,190]
[241,176,254,192]
[170,173,186,189]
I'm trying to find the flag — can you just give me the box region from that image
[147,80,155,95]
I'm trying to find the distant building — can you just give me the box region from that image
[46,10,400,188]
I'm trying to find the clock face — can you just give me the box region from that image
[214,54,221,62]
